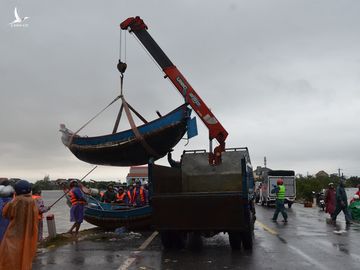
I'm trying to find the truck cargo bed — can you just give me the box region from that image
[152,192,251,231]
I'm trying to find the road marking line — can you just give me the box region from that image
[255,221,327,270]
[288,245,328,270]
[255,221,278,235]
[117,231,158,270]
[138,231,158,250]
[117,258,136,270]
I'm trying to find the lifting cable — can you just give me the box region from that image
[114,29,159,158]
[73,95,121,136]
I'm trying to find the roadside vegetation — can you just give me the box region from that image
[296,175,360,201]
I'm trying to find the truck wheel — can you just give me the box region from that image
[173,231,187,249]
[242,210,255,250]
[228,231,242,250]
[189,232,203,250]
[241,232,253,250]
[160,231,173,249]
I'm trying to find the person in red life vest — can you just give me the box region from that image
[133,180,147,207]
[324,182,336,217]
[31,187,50,241]
[0,179,38,270]
[115,187,129,204]
[67,180,86,236]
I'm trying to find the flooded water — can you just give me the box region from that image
[41,190,95,237]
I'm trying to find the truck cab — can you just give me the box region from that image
[260,170,296,208]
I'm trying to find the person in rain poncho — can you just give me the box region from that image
[349,184,360,204]
[0,180,15,242]
[324,182,336,216]
[348,195,360,222]
[331,180,352,225]
[0,180,38,270]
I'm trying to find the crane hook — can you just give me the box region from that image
[117,59,127,74]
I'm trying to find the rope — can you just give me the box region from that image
[74,95,120,136]
[119,29,127,63]
[119,29,122,59]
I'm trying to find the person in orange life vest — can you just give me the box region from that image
[67,181,86,236]
[0,179,38,270]
[31,187,50,241]
[115,187,129,204]
[133,180,146,207]
[127,184,135,205]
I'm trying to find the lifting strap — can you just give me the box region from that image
[121,95,160,159]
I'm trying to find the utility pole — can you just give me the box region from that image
[338,168,342,179]
[264,156,267,168]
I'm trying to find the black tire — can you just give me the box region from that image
[189,232,203,250]
[242,210,255,250]
[160,231,173,249]
[241,232,253,250]
[228,231,242,250]
[173,231,187,249]
[288,202,292,208]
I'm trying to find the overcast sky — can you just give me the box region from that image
[1,0,359,182]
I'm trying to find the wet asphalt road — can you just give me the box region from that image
[33,203,360,270]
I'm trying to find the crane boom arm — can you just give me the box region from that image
[120,16,229,163]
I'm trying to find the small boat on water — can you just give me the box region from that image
[60,104,191,166]
[65,191,152,229]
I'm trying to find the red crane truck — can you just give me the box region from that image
[121,17,255,250]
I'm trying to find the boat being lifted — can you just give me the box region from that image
[60,104,192,166]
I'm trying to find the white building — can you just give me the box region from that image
[126,166,148,185]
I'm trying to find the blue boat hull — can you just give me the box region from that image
[67,194,152,229]
[67,105,190,166]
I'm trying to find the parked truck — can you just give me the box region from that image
[260,170,296,208]
[121,17,256,250]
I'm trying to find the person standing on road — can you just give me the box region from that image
[32,187,50,241]
[0,179,38,270]
[67,181,86,236]
[271,178,288,222]
[331,180,352,225]
[0,181,15,243]
[324,182,336,216]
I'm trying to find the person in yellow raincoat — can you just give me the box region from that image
[0,180,38,270]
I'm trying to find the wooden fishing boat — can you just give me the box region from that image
[60,104,191,166]
[65,192,152,229]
